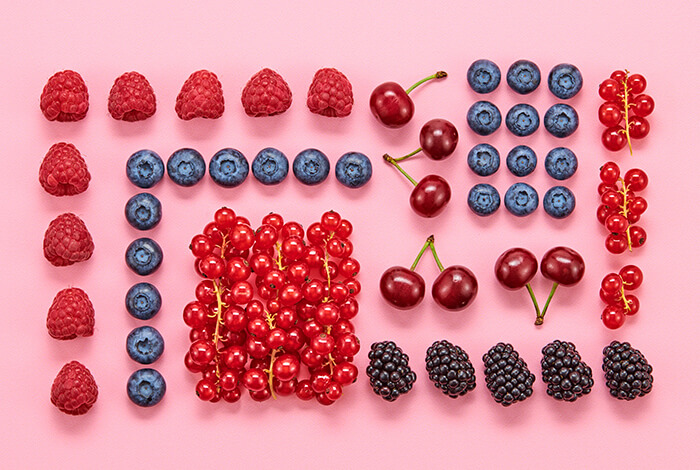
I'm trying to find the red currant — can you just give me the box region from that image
[310,371,332,393]
[315,303,340,326]
[272,353,301,381]
[321,211,342,231]
[627,73,646,94]
[281,236,306,261]
[276,307,297,329]
[264,269,285,290]
[303,280,326,303]
[266,328,287,349]
[249,388,272,402]
[306,222,328,246]
[185,352,205,373]
[301,319,323,339]
[601,190,622,209]
[247,317,270,338]
[599,78,621,100]
[619,265,643,289]
[602,126,627,152]
[602,305,626,329]
[624,169,648,191]
[324,382,343,401]
[339,298,359,319]
[601,273,623,293]
[222,388,241,403]
[183,301,209,329]
[245,337,270,359]
[627,196,648,216]
[596,205,613,225]
[196,379,217,401]
[199,255,225,279]
[242,368,267,392]
[335,333,360,356]
[344,278,361,296]
[221,345,247,369]
[598,102,622,127]
[332,362,358,386]
[255,224,278,249]
[190,234,214,258]
[621,294,640,315]
[599,287,620,304]
[300,347,324,368]
[284,328,306,351]
[599,162,620,185]
[628,116,650,139]
[335,219,353,239]
[628,226,646,248]
[214,207,237,230]
[280,221,304,239]
[225,257,250,282]
[195,280,217,304]
[261,213,284,230]
[280,284,303,306]
[605,233,628,254]
[286,262,310,285]
[250,253,274,276]
[632,94,654,117]
[231,281,254,304]
[219,369,239,391]
[231,224,255,250]
[245,300,265,318]
[274,378,297,396]
[311,333,335,355]
[610,70,627,83]
[605,214,629,234]
[189,339,216,366]
[203,222,224,245]
[295,379,315,400]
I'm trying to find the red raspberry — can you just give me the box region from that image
[108,71,156,122]
[51,361,98,415]
[241,68,292,117]
[175,70,224,120]
[40,70,89,122]
[38,142,91,196]
[43,213,94,266]
[307,68,353,117]
[46,287,95,340]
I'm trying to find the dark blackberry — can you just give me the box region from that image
[425,340,476,398]
[541,340,594,402]
[366,341,417,402]
[482,342,535,406]
[602,341,653,400]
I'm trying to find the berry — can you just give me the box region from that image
[544,104,579,138]
[252,147,289,185]
[602,305,626,329]
[632,94,654,117]
[108,71,156,121]
[432,266,478,311]
[599,78,620,101]
[379,266,425,309]
[544,147,578,180]
[126,150,164,189]
[599,101,622,127]
[506,145,537,177]
[307,67,353,117]
[599,161,620,185]
[125,282,161,320]
[602,341,653,400]
[624,168,648,191]
[167,148,206,186]
[419,119,459,160]
[125,237,163,276]
[370,71,447,128]
[467,100,501,136]
[127,368,166,407]
[547,64,583,99]
[40,70,89,122]
[293,148,330,185]
[335,152,372,188]
[124,193,162,230]
[209,148,249,187]
[126,326,165,364]
[366,341,417,402]
[543,186,576,219]
[425,340,476,398]
[467,59,501,93]
[627,74,647,94]
[541,340,594,402]
[39,142,90,196]
[46,287,95,340]
[506,60,541,94]
[241,68,292,117]
[467,183,500,216]
[51,361,98,415]
[494,248,538,290]
[409,175,451,218]
[619,265,643,289]
[505,104,539,136]
[504,182,538,216]
[467,143,500,176]
[482,343,535,406]
[540,247,585,286]
[175,70,224,120]
[43,213,94,266]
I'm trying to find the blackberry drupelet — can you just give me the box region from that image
[602,341,653,400]
[366,341,417,402]
[541,340,594,402]
[483,342,535,406]
[425,340,476,398]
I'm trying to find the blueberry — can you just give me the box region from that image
[505,104,539,136]
[126,238,163,275]
[252,147,289,185]
[127,368,166,407]
[126,326,164,364]
[125,282,161,320]
[467,144,500,176]
[544,104,579,138]
[467,101,501,136]
[335,152,372,188]
[548,63,583,99]
[293,148,330,185]
[506,146,537,177]
[544,147,578,180]
[543,186,576,218]
[506,60,541,94]
[504,182,539,216]
[467,59,501,94]
[124,193,162,230]
[126,150,164,189]
[209,148,249,187]
[468,184,500,216]
[167,148,206,186]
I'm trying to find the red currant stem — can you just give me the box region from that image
[323,241,332,294]
[536,282,559,325]
[427,237,444,272]
[266,349,278,400]
[405,71,448,94]
[525,283,542,320]
[619,285,631,311]
[622,70,633,156]
[274,242,285,270]
[393,148,422,162]
[618,178,633,251]
[324,354,336,374]
[211,279,225,387]
[410,235,433,271]
[383,154,418,186]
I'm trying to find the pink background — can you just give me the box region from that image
[1,1,698,468]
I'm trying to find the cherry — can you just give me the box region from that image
[370,71,447,128]
[379,236,431,309]
[494,247,540,321]
[537,246,585,325]
[428,238,477,311]
[384,155,451,218]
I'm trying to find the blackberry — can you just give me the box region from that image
[425,340,476,398]
[602,341,653,400]
[482,342,535,406]
[541,340,594,402]
[366,341,417,402]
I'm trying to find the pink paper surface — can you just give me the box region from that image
[1,1,698,468]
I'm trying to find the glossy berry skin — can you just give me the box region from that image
[602,126,627,151]
[540,246,585,286]
[627,74,646,94]
[379,266,425,309]
[209,148,249,187]
[505,104,539,137]
[544,147,577,180]
[125,238,163,275]
[599,79,620,101]
[602,305,626,329]
[599,102,622,127]
[467,184,500,216]
[543,186,576,219]
[293,148,330,185]
[125,282,161,320]
[369,82,414,128]
[127,368,166,407]
[167,148,206,186]
[467,143,500,176]
[252,147,288,185]
[126,326,164,364]
[506,60,541,94]
[124,193,162,230]
[504,182,538,217]
[632,94,655,117]
[628,116,650,139]
[410,175,451,218]
[494,248,537,290]
[506,145,537,177]
[335,152,372,188]
[467,59,501,93]
[624,169,648,191]
[126,150,164,188]
[419,119,458,160]
[548,63,583,99]
[544,104,579,138]
[432,266,478,311]
[467,101,501,136]
[619,265,643,290]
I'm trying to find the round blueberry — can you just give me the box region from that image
[125,282,161,320]
[545,147,578,180]
[504,182,539,216]
[252,147,289,185]
[293,148,331,185]
[548,63,583,99]
[467,144,500,176]
[468,184,500,216]
[467,101,501,136]
[335,152,372,188]
[126,150,164,189]
[506,146,537,177]
[167,148,206,186]
[124,193,162,230]
[127,368,166,407]
[543,186,576,219]
[467,59,501,94]
[209,148,249,187]
[507,60,541,94]
[126,326,164,364]
[544,104,579,138]
[505,104,540,136]
[126,238,163,276]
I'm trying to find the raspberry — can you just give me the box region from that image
[175,70,224,120]
[46,288,95,340]
[43,213,94,266]
[108,71,156,121]
[51,361,98,415]
[241,68,292,117]
[40,70,89,122]
[38,142,91,196]
[307,68,353,117]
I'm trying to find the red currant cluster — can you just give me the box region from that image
[184,208,361,405]
[600,265,643,329]
[597,162,648,254]
[599,70,654,154]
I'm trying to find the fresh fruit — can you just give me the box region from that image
[537,246,585,324]
[547,64,583,99]
[127,368,166,407]
[467,100,501,135]
[51,361,98,415]
[241,68,292,117]
[383,155,450,217]
[43,213,94,266]
[252,147,289,185]
[428,237,478,311]
[467,59,501,93]
[542,186,576,219]
[494,248,540,320]
[504,182,538,216]
[482,343,535,406]
[124,193,162,230]
[467,183,500,216]
[167,148,206,186]
[46,287,95,340]
[292,148,330,185]
[366,341,417,401]
[175,70,224,120]
[108,71,156,121]
[125,238,163,275]
[126,150,164,188]
[39,142,91,196]
[425,340,476,398]
[544,147,577,180]
[125,282,161,320]
[379,236,430,309]
[335,152,372,188]
[544,103,579,138]
[505,104,540,136]
[370,71,447,128]
[467,143,500,176]
[126,326,165,364]
[600,265,643,329]
[307,68,353,117]
[209,148,249,187]
[389,119,459,163]
[540,340,594,402]
[506,60,541,94]
[40,70,89,121]
[506,145,537,176]
[602,341,653,400]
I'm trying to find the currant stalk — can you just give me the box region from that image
[620,70,633,156]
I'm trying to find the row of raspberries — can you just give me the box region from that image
[41,68,353,122]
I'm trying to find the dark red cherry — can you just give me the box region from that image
[419,119,458,160]
[410,175,451,218]
[540,246,585,286]
[369,71,447,128]
[494,248,538,290]
[431,266,478,311]
[379,266,425,309]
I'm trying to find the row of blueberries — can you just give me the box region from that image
[469,145,577,179]
[468,60,582,98]
[468,183,575,219]
[467,101,579,138]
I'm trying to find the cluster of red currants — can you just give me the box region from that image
[184,208,361,405]
[600,265,643,329]
[597,162,648,254]
[599,70,654,154]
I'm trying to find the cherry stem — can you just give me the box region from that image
[410,235,433,271]
[384,154,418,186]
[405,71,448,94]
[525,283,542,320]
[621,69,633,156]
[427,237,444,272]
[536,282,559,325]
[393,148,422,162]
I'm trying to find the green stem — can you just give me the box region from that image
[525,283,541,320]
[427,237,444,272]
[536,282,559,325]
[393,148,422,162]
[405,71,448,94]
[410,235,433,271]
[383,154,418,186]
